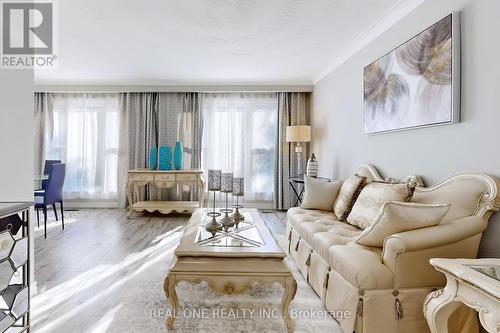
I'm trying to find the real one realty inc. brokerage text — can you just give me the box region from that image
[150,308,352,321]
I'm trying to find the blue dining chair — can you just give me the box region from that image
[40,160,62,190]
[35,163,66,238]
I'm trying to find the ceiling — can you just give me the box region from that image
[35,0,410,85]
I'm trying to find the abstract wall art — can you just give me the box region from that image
[363,13,460,134]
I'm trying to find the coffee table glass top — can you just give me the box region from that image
[195,213,264,247]
[467,264,500,281]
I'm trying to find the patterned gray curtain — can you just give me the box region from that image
[123,92,203,202]
[122,93,159,201]
[34,92,54,177]
[123,93,159,171]
[181,93,203,169]
[274,92,309,210]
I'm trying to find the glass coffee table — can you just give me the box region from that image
[424,258,500,333]
[165,209,297,332]
[194,211,263,247]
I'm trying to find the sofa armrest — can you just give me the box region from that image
[382,216,488,288]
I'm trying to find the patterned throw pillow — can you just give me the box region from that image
[333,174,367,221]
[346,182,416,229]
[354,201,450,247]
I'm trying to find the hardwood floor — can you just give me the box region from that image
[32,209,291,332]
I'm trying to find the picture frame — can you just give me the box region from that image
[363,12,461,135]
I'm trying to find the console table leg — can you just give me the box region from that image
[126,179,134,217]
[280,276,297,333]
[164,275,179,330]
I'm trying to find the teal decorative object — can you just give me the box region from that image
[149,147,157,170]
[174,141,183,170]
[159,146,173,170]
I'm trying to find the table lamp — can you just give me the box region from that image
[286,125,311,175]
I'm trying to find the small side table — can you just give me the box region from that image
[288,174,331,207]
[424,258,500,333]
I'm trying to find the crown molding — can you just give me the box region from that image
[34,84,313,93]
[313,0,424,84]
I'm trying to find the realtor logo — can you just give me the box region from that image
[1,1,56,68]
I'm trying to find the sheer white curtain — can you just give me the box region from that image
[202,93,278,203]
[45,93,122,201]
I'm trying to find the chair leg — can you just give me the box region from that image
[52,203,59,221]
[36,209,40,228]
[43,206,47,239]
[60,201,65,230]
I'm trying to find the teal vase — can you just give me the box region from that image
[159,146,173,170]
[149,146,157,170]
[174,141,183,170]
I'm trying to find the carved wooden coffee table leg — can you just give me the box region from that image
[280,275,297,333]
[164,275,179,330]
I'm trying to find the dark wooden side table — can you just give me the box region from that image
[288,174,331,207]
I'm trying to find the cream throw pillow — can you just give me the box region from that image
[333,174,367,221]
[301,175,342,211]
[354,201,450,247]
[347,182,414,229]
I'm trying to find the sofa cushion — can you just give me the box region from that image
[311,224,361,261]
[347,182,414,229]
[328,245,394,289]
[295,218,341,244]
[301,176,342,211]
[355,201,450,247]
[289,208,338,229]
[333,174,367,221]
[287,207,337,221]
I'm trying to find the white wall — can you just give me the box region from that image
[0,69,34,201]
[312,0,500,257]
[0,68,35,292]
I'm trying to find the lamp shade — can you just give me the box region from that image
[286,125,311,143]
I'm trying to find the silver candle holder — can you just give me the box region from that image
[231,177,245,227]
[219,172,234,229]
[205,169,222,234]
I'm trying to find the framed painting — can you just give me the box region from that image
[363,13,460,134]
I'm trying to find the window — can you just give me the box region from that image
[46,93,121,200]
[202,93,278,203]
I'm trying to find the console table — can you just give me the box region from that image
[0,202,32,332]
[424,258,500,333]
[126,169,205,217]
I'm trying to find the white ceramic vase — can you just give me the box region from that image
[306,153,318,177]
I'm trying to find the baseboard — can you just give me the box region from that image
[62,201,123,209]
[62,200,274,210]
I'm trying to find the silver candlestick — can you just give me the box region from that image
[205,169,222,234]
[231,177,245,227]
[219,172,234,229]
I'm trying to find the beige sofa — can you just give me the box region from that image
[286,165,500,333]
